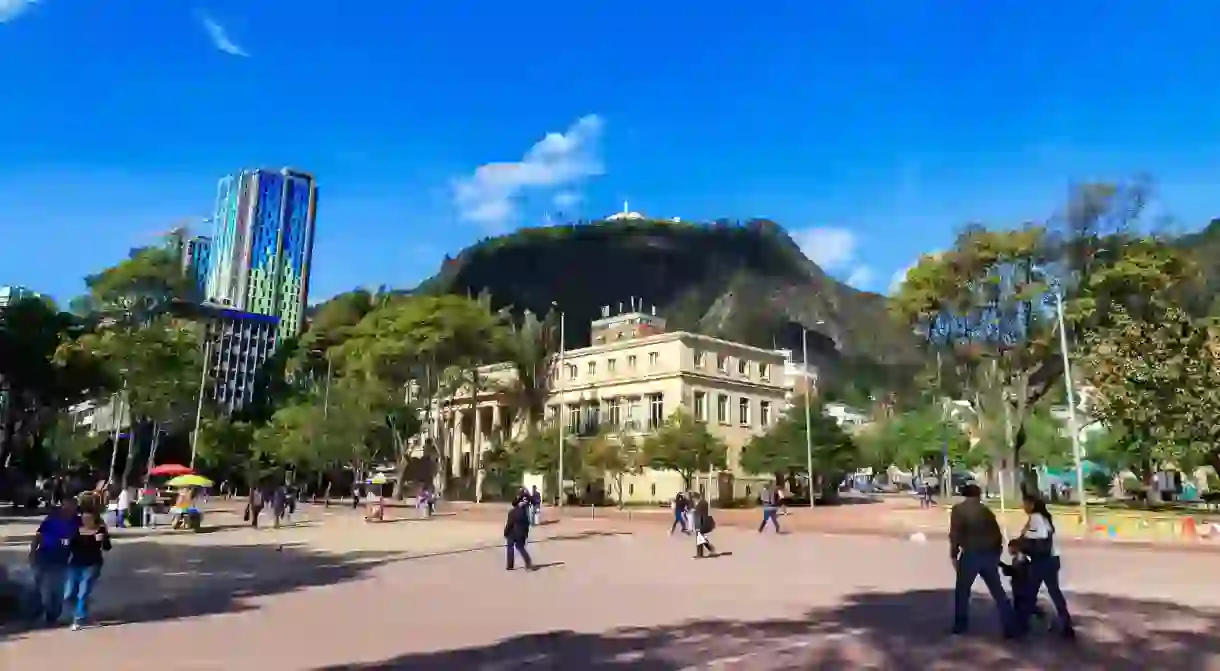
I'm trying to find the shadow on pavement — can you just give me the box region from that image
[2,528,624,641]
[1,541,407,641]
[315,590,1220,670]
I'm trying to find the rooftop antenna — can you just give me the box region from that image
[618,301,623,314]
[651,305,657,316]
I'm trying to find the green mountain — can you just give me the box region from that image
[412,218,922,392]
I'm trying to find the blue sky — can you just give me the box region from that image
[4,2,1220,304]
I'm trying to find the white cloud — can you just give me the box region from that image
[453,114,604,230]
[888,264,915,294]
[0,0,36,23]
[847,266,875,288]
[197,11,249,57]
[793,227,858,269]
[792,226,875,288]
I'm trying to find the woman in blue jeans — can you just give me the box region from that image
[1016,493,1075,640]
[65,511,111,631]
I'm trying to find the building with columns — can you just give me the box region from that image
[436,307,791,504]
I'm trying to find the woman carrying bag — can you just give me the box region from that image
[690,493,719,559]
[1014,492,1075,640]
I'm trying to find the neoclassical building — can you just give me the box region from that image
[435,309,793,503]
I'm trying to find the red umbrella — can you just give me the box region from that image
[148,464,193,477]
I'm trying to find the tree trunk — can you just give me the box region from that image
[119,421,142,488]
[143,421,161,486]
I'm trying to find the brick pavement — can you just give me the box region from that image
[4,507,1220,670]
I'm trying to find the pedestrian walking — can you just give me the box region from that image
[1013,492,1075,640]
[246,487,265,528]
[690,493,719,558]
[670,491,690,534]
[949,484,1016,638]
[504,497,535,571]
[272,484,287,529]
[758,484,782,533]
[111,486,130,528]
[529,485,542,525]
[64,510,111,631]
[27,498,79,625]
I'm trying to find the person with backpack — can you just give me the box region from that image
[246,487,265,528]
[690,492,718,558]
[1014,492,1075,639]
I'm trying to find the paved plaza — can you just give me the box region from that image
[3,504,1220,670]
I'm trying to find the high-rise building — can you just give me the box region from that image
[206,168,318,340]
[171,301,280,413]
[181,235,213,299]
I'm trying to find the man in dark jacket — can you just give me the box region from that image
[504,498,535,571]
[950,484,1016,637]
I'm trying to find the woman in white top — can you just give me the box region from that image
[1017,492,1075,639]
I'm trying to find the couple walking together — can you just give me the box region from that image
[950,484,1075,640]
[27,497,113,631]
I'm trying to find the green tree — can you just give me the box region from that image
[76,319,202,485]
[503,424,580,502]
[81,242,193,327]
[583,430,643,507]
[641,411,728,491]
[741,399,857,498]
[889,182,1193,492]
[1082,305,1220,499]
[43,414,105,469]
[196,415,263,487]
[0,297,111,477]
[336,294,509,496]
[857,403,972,474]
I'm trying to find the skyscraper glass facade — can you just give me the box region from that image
[182,236,212,299]
[206,168,317,339]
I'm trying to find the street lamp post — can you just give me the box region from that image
[801,320,825,504]
[553,302,566,507]
[189,339,213,470]
[1054,290,1088,530]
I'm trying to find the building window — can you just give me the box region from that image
[648,351,659,368]
[587,361,596,377]
[651,483,657,497]
[627,355,638,370]
[717,354,729,373]
[716,394,728,424]
[745,484,752,497]
[607,397,622,426]
[694,350,705,368]
[739,397,750,426]
[693,391,707,421]
[548,405,559,422]
[626,397,641,430]
[759,362,770,380]
[567,404,580,434]
[648,393,664,429]
[738,359,749,376]
[569,364,579,380]
[607,358,617,374]
[760,401,772,426]
[629,484,635,496]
